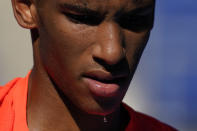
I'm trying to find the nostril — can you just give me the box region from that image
[93,57,109,68]
[93,56,130,74]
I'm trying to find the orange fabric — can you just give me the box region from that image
[0,73,29,131]
[0,72,177,131]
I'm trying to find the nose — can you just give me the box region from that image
[92,22,125,66]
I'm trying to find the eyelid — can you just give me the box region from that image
[137,7,154,15]
[63,11,104,26]
[115,6,154,32]
[127,5,154,16]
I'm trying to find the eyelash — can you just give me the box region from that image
[63,12,153,32]
[63,12,103,26]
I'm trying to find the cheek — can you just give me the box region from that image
[38,11,98,68]
[40,15,96,56]
[124,31,150,67]
[37,12,100,93]
[37,15,97,104]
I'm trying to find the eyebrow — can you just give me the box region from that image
[59,3,102,16]
[59,2,154,16]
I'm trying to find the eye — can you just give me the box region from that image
[116,7,154,32]
[63,12,103,26]
[117,13,154,32]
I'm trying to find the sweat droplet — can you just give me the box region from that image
[96,84,101,88]
[104,116,108,123]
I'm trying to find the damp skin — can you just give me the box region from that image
[12,0,155,130]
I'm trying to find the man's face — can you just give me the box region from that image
[35,0,154,115]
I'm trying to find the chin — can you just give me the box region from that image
[85,98,122,116]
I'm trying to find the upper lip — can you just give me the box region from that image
[83,70,128,82]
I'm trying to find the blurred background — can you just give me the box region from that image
[0,0,196,130]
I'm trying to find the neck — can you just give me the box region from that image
[27,39,128,131]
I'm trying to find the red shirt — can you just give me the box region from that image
[0,73,177,131]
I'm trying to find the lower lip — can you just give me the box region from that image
[83,77,119,97]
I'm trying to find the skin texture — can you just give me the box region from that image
[12,0,155,130]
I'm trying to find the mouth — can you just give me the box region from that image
[82,70,128,97]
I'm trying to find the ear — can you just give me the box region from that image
[11,0,38,29]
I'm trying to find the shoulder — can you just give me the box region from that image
[0,74,30,131]
[0,77,22,131]
[123,103,178,131]
[0,71,30,104]
[0,78,21,102]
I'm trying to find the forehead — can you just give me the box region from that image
[56,0,154,11]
